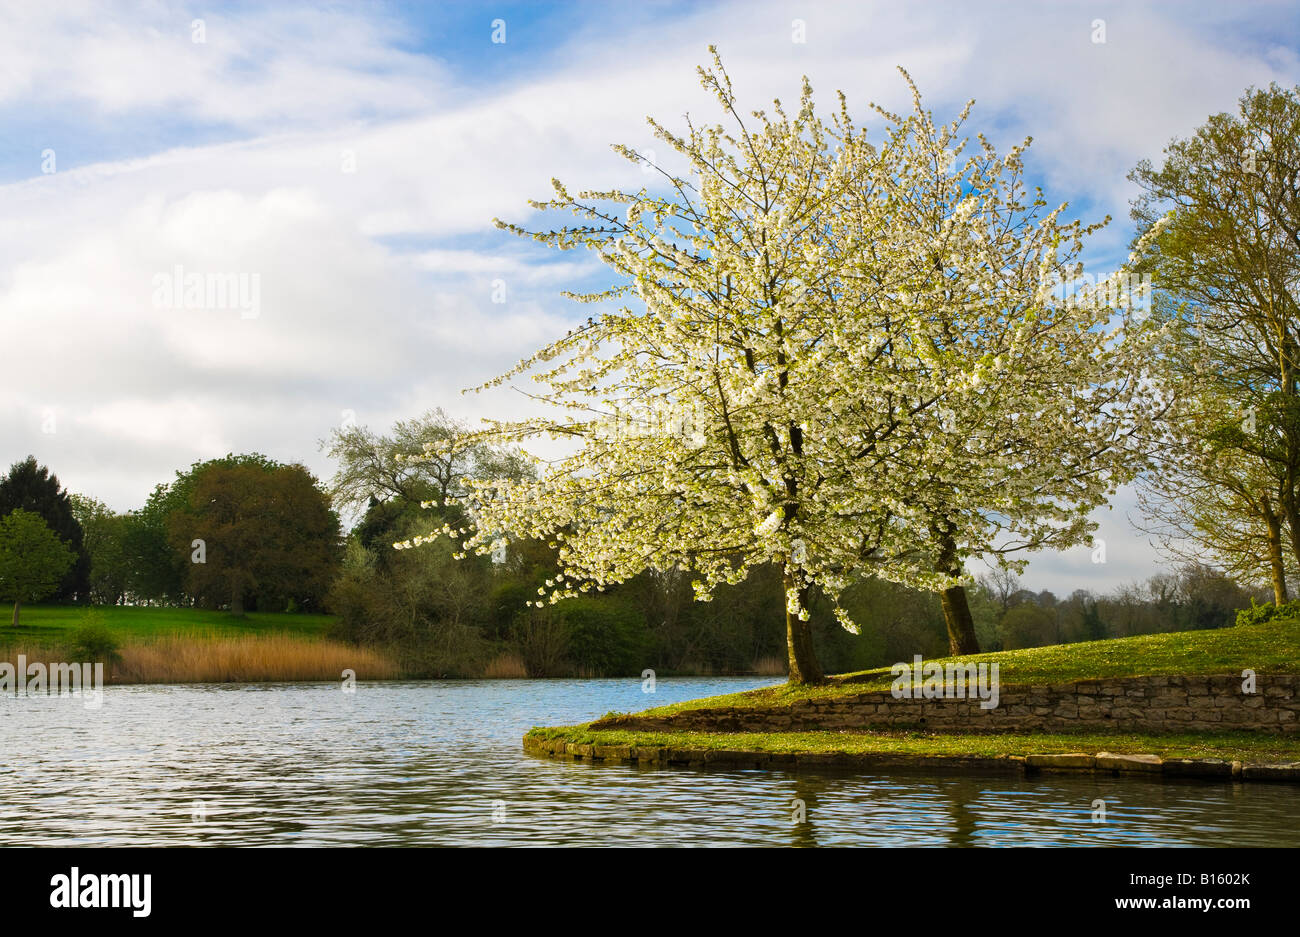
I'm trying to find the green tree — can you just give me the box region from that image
[127,453,286,605]
[0,509,77,626]
[321,408,532,522]
[0,456,88,601]
[70,494,133,605]
[1131,82,1300,600]
[121,491,184,604]
[167,460,342,615]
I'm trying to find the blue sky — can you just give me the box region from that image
[1,0,1297,595]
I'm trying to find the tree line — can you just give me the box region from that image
[0,454,340,623]
[0,405,1269,676]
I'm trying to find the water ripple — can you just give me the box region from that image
[1,678,1294,846]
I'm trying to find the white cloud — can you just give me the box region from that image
[0,0,1294,594]
[0,2,450,130]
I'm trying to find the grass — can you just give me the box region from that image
[526,725,1300,763]
[524,616,1300,770]
[4,604,336,644]
[0,604,399,684]
[629,617,1300,719]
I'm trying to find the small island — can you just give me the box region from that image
[525,610,1300,783]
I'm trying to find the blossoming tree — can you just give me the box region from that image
[401,52,1166,681]
[829,75,1169,653]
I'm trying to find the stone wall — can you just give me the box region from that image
[589,674,1300,734]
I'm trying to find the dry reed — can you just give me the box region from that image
[751,656,788,676]
[482,652,529,679]
[113,633,401,684]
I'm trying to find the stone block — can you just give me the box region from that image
[1025,753,1095,771]
[1162,758,1232,778]
[1095,752,1162,773]
[1241,762,1300,781]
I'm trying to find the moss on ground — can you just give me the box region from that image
[526,724,1300,763]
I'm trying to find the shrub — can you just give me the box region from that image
[508,607,570,677]
[1235,599,1300,627]
[67,613,121,664]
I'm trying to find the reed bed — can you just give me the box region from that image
[482,652,529,679]
[113,633,401,684]
[751,656,788,676]
[0,644,68,669]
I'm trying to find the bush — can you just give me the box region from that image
[1235,598,1300,627]
[508,607,569,677]
[67,613,121,664]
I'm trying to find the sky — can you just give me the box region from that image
[1,0,1297,596]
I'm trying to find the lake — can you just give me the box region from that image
[2,677,1296,847]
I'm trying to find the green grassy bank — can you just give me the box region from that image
[627,617,1300,719]
[526,616,1300,772]
[1,604,398,684]
[6,604,336,643]
[526,725,1300,763]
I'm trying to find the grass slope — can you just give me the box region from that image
[4,604,336,644]
[628,617,1300,719]
[1,605,387,684]
[524,617,1300,766]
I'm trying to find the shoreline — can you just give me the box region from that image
[522,728,1300,783]
[0,644,784,686]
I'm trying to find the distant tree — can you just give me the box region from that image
[321,408,532,522]
[0,456,88,601]
[121,489,185,604]
[1080,601,1107,641]
[166,460,342,615]
[1174,561,1253,630]
[965,580,1004,652]
[0,510,77,625]
[979,566,1022,617]
[998,602,1057,650]
[70,495,132,605]
[127,453,285,605]
[327,517,495,675]
[352,496,427,573]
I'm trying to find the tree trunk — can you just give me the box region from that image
[11,600,19,627]
[231,584,245,617]
[1263,496,1289,604]
[783,569,823,685]
[939,584,981,655]
[1282,490,1300,585]
[934,525,981,656]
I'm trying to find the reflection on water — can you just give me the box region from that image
[1,678,1295,846]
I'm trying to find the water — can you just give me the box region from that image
[1,677,1295,846]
